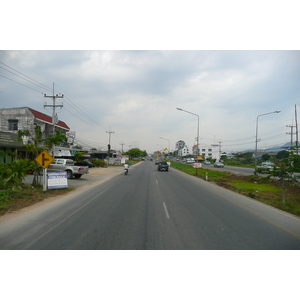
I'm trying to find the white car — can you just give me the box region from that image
[214,162,224,168]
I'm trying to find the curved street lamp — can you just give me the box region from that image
[176,108,200,162]
[255,110,281,172]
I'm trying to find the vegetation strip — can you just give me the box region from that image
[170,162,300,217]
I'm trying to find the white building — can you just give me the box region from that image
[192,143,220,160]
[178,145,190,157]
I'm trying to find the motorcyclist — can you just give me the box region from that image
[124,162,130,173]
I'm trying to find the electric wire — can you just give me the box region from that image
[0,74,45,94]
[0,62,53,92]
[1,53,111,133]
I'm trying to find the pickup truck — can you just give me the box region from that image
[48,159,89,179]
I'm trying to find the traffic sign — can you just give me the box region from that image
[34,150,54,169]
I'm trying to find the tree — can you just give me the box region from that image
[18,125,66,185]
[258,149,298,204]
[261,153,271,161]
[74,151,84,161]
[124,148,144,159]
[276,150,289,160]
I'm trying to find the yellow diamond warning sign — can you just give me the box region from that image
[34,150,54,169]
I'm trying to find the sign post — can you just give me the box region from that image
[193,163,202,176]
[34,150,54,192]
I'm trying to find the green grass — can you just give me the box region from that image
[0,184,74,216]
[170,162,228,181]
[229,181,281,193]
[170,162,300,216]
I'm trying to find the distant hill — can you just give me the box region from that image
[235,141,297,153]
[267,141,297,151]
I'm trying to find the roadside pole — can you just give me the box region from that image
[43,168,47,192]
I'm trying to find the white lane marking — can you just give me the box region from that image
[156,180,159,184]
[163,202,170,219]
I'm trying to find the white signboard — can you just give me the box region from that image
[47,172,68,189]
[193,163,202,168]
[66,131,76,138]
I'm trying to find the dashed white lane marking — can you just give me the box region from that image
[163,202,170,219]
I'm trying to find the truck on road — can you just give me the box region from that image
[48,159,89,179]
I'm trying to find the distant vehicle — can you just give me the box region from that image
[157,162,169,171]
[75,160,94,168]
[203,161,211,165]
[214,162,224,168]
[155,160,160,165]
[258,162,277,173]
[186,158,195,164]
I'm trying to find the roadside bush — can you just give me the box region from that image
[90,158,107,167]
[1,159,34,186]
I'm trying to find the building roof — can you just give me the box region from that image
[29,108,70,130]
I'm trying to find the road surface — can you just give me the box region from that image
[0,161,299,249]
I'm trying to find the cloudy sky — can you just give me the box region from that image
[1,1,300,154]
[1,50,299,154]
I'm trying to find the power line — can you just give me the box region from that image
[0,62,53,92]
[0,74,45,94]
[1,51,111,133]
[0,50,54,84]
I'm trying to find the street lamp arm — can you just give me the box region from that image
[255,110,281,173]
[177,108,198,118]
[176,107,200,161]
[257,110,281,119]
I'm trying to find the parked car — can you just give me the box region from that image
[157,162,169,171]
[214,162,224,168]
[74,160,94,168]
[48,159,89,179]
[203,161,211,165]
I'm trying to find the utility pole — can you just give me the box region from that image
[295,105,299,155]
[218,140,223,160]
[106,127,114,158]
[44,83,63,156]
[286,120,296,149]
[119,142,125,154]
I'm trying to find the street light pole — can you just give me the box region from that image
[255,110,281,173]
[176,108,200,162]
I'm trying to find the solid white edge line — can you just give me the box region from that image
[163,202,170,219]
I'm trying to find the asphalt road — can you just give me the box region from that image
[1,161,300,249]
[203,164,255,175]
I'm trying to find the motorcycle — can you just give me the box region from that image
[124,168,128,175]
